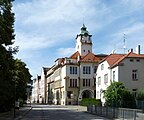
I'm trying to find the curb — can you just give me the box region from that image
[15,107,32,120]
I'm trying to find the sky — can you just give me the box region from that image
[12,0,144,79]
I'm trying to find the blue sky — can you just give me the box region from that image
[12,0,144,78]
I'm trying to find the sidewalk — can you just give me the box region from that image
[0,105,32,120]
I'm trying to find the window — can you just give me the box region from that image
[113,71,115,81]
[136,59,140,62]
[101,64,104,70]
[83,79,90,86]
[70,66,77,74]
[132,69,138,80]
[94,90,96,98]
[98,77,101,86]
[69,79,77,87]
[104,74,108,84]
[77,45,79,49]
[94,66,97,73]
[82,36,84,40]
[132,89,137,98]
[94,78,96,86]
[83,66,91,74]
[130,59,134,62]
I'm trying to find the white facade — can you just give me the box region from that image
[96,52,144,104]
[31,76,40,103]
[96,61,111,103]
[31,79,37,103]
[39,68,46,103]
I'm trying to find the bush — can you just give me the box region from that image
[80,98,102,106]
[137,89,144,101]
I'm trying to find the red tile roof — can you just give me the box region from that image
[70,51,80,59]
[106,54,125,67]
[70,51,106,63]
[103,52,144,68]
[80,52,102,62]
[111,52,144,68]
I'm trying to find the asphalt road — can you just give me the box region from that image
[21,104,110,120]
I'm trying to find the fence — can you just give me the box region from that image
[87,105,144,120]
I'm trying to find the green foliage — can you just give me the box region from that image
[103,82,135,108]
[13,59,32,101]
[0,0,15,45]
[0,0,15,112]
[80,98,102,106]
[103,82,125,103]
[0,0,32,112]
[136,89,144,109]
[137,89,144,101]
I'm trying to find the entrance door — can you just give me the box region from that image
[82,90,92,98]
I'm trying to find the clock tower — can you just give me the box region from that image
[76,24,92,56]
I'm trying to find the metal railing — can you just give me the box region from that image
[87,105,144,120]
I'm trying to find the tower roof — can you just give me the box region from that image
[79,24,91,36]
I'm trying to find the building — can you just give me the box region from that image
[96,48,144,104]
[46,24,107,105]
[31,75,41,103]
[38,67,50,103]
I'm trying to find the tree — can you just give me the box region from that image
[0,0,32,112]
[0,0,15,45]
[136,89,144,109]
[13,59,32,103]
[103,82,135,108]
[137,89,144,101]
[0,0,15,112]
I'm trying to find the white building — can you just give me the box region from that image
[38,67,49,103]
[46,24,107,105]
[31,75,41,103]
[96,50,144,104]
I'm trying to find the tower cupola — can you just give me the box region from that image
[76,24,92,56]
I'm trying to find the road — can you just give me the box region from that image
[21,104,110,120]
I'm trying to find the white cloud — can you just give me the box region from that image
[13,0,144,77]
[14,0,95,25]
[56,47,75,57]
[14,32,56,50]
[105,22,144,54]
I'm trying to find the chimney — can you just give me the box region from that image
[128,49,133,53]
[136,45,140,54]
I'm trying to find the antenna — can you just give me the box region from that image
[123,33,127,53]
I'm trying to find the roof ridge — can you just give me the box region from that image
[81,52,95,60]
[69,51,80,58]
